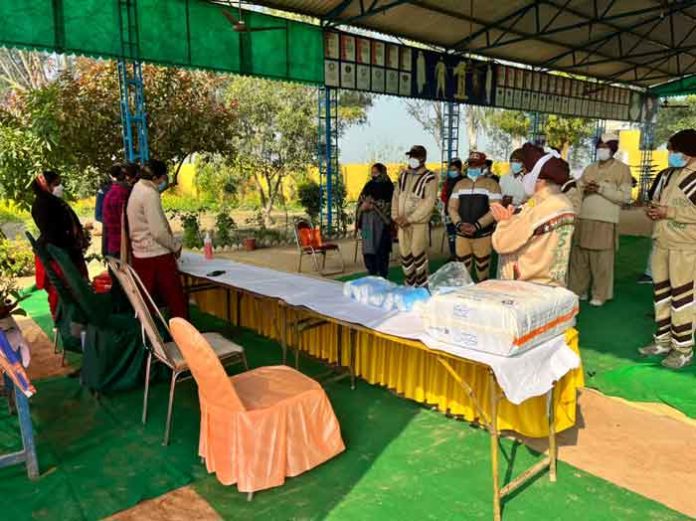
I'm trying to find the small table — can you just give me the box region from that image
[0,323,39,479]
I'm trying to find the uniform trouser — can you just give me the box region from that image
[645,239,656,277]
[398,224,429,287]
[455,235,492,282]
[652,246,696,355]
[568,246,615,302]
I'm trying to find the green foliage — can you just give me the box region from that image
[297,181,321,221]
[331,173,352,236]
[214,210,237,247]
[544,115,594,156]
[0,237,33,317]
[654,96,696,147]
[489,110,530,140]
[194,154,240,206]
[170,210,202,248]
[0,125,47,208]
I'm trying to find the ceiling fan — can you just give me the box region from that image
[220,0,287,33]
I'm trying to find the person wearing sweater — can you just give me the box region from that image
[392,145,438,287]
[491,144,576,287]
[638,129,696,370]
[499,148,527,207]
[126,159,188,319]
[102,162,139,258]
[447,151,502,281]
[568,134,633,306]
[439,158,464,260]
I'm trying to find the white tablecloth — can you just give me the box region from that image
[179,253,581,404]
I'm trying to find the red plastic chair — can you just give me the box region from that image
[294,219,344,274]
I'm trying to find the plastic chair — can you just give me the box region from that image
[107,256,247,445]
[169,318,345,497]
[293,219,345,274]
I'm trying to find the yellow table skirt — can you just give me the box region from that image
[191,286,584,439]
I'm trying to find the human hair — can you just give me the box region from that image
[140,159,168,180]
[122,162,140,180]
[371,162,387,176]
[668,129,696,156]
[31,170,60,195]
[109,163,124,182]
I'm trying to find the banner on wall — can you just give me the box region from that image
[323,30,652,123]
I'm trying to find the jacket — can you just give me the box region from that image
[578,158,633,224]
[493,186,576,287]
[102,183,131,255]
[391,168,438,225]
[447,176,502,238]
[652,166,696,251]
[126,179,181,259]
[31,189,86,263]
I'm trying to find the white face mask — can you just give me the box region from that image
[597,148,612,162]
[52,184,65,198]
[408,158,421,169]
[522,173,539,196]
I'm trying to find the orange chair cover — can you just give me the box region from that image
[169,318,345,493]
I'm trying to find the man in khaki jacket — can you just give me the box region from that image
[392,145,438,287]
[638,129,696,370]
[568,134,633,306]
[491,144,576,287]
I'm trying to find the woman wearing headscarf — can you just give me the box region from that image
[490,143,576,287]
[356,163,394,278]
[30,171,89,316]
[638,129,696,370]
[567,134,633,307]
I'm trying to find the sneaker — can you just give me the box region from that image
[579,294,588,301]
[638,343,672,356]
[589,299,604,307]
[661,351,693,370]
[637,274,653,285]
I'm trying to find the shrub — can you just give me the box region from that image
[297,181,321,222]
[170,210,202,249]
[0,237,35,277]
[215,210,237,247]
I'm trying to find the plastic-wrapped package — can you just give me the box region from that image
[421,280,579,356]
[392,287,431,312]
[429,262,474,295]
[343,277,396,307]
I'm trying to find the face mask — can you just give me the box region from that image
[447,170,460,179]
[52,185,64,198]
[157,180,169,193]
[407,157,421,169]
[597,148,612,161]
[510,162,523,175]
[467,168,481,180]
[668,151,687,168]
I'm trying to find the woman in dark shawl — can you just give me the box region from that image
[356,163,394,278]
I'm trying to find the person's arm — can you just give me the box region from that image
[391,174,402,220]
[407,176,438,224]
[475,181,502,231]
[447,180,462,225]
[597,164,632,205]
[142,190,181,253]
[491,209,535,254]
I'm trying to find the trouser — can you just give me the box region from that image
[363,228,392,279]
[131,253,189,319]
[652,246,695,355]
[645,239,656,277]
[445,223,457,258]
[398,224,429,287]
[455,235,492,282]
[568,246,615,302]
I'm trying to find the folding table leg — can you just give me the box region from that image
[547,385,557,483]
[349,328,356,390]
[236,291,242,327]
[489,372,502,521]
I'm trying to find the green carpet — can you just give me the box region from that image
[0,250,690,520]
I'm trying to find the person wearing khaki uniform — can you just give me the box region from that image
[491,144,576,287]
[448,151,501,281]
[639,129,696,370]
[568,135,632,306]
[392,145,438,287]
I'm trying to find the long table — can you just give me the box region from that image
[179,253,584,520]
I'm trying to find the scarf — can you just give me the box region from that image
[357,173,393,225]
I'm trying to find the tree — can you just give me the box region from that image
[0,125,47,208]
[544,115,594,158]
[654,96,696,147]
[405,100,443,145]
[0,49,57,93]
[465,106,492,151]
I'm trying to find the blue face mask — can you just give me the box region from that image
[668,151,687,168]
[510,162,523,175]
[467,168,481,180]
[157,179,169,193]
[447,170,460,179]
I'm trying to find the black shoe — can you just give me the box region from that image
[637,274,653,285]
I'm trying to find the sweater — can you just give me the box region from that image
[447,176,502,238]
[578,158,633,224]
[102,183,131,255]
[493,186,576,287]
[126,180,181,259]
[499,173,526,206]
[391,168,438,225]
[653,166,696,251]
